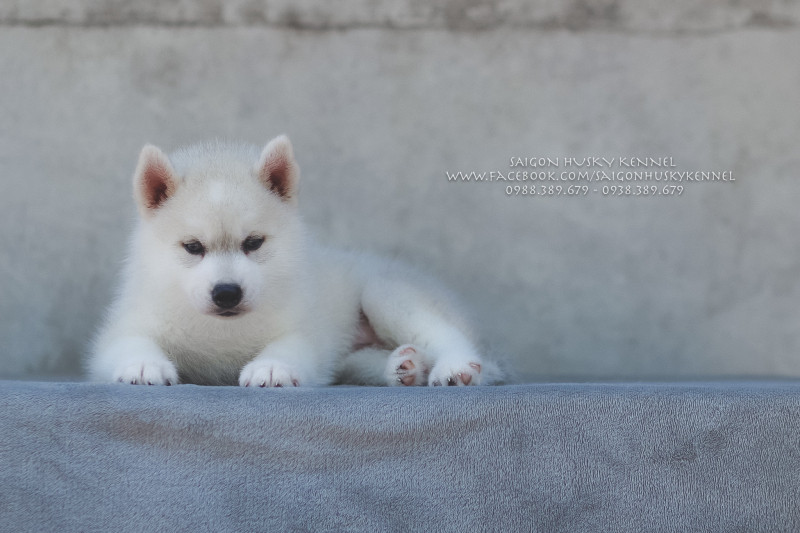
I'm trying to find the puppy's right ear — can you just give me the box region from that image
[133,144,177,216]
[257,135,299,204]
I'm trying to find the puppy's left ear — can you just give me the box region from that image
[257,135,299,203]
[134,144,178,217]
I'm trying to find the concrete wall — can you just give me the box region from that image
[1,1,799,381]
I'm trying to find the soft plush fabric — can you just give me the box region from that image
[1,381,799,532]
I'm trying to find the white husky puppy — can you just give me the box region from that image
[88,136,501,387]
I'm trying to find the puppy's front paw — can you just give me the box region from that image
[114,360,179,386]
[428,359,483,387]
[386,344,430,386]
[239,359,300,387]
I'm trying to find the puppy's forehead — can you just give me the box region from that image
[185,180,268,230]
[171,179,286,252]
[207,181,227,204]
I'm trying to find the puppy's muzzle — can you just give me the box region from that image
[212,283,243,316]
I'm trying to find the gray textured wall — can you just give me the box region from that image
[1,1,799,382]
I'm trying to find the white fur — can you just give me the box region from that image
[88,137,501,387]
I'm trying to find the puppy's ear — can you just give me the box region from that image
[133,144,177,216]
[257,135,299,203]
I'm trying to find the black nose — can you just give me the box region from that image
[212,283,243,309]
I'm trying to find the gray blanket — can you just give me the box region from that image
[2,381,799,532]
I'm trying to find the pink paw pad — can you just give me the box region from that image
[431,362,482,386]
[389,344,429,387]
[396,351,418,386]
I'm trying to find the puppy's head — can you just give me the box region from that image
[133,135,302,318]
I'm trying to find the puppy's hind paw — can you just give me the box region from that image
[428,360,483,387]
[386,344,430,386]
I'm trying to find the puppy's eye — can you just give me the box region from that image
[182,240,205,256]
[242,236,265,253]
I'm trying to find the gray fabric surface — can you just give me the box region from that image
[1,381,799,532]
